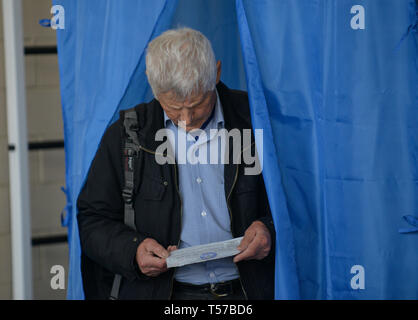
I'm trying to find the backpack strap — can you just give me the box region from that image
[121,109,141,230]
[109,109,140,300]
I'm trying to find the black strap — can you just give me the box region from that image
[110,109,140,300]
[122,145,137,230]
[109,274,122,300]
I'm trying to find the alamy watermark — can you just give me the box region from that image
[50,265,65,290]
[153,121,263,176]
[350,265,365,290]
[40,5,65,29]
[51,5,65,29]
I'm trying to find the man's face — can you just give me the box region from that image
[157,89,217,132]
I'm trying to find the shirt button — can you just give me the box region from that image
[196,177,202,184]
[209,272,215,278]
[201,211,207,217]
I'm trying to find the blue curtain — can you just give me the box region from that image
[55,0,246,299]
[237,0,418,299]
[54,0,179,299]
[55,0,417,299]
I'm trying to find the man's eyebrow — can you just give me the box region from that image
[167,104,182,110]
[168,98,205,109]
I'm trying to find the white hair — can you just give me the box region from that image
[145,27,217,100]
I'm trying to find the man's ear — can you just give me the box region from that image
[216,61,222,84]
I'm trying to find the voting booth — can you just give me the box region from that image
[55,0,418,299]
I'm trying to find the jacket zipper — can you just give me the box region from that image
[169,161,182,300]
[137,144,182,300]
[225,141,255,300]
[226,162,249,300]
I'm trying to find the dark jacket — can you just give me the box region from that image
[77,82,276,300]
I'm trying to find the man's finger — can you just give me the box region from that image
[146,241,169,259]
[148,255,167,269]
[234,230,270,263]
[167,245,178,253]
[144,264,167,274]
[144,268,164,277]
[140,251,167,270]
[237,229,256,251]
[140,262,167,276]
[147,268,167,277]
[234,237,259,263]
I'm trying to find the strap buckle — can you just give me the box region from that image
[122,188,134,204]
[124,147,137,157]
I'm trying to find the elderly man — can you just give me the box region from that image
[77,27,275,300]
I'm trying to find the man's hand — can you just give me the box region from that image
[135,238,177,277]
[233,221,271,263]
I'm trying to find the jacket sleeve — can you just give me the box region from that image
[77,120,146,281]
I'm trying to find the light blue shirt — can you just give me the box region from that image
[163,89,239,285]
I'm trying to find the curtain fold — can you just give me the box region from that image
[54,0,178,299]
[55,0,417,299]
[236,0,418,299]
[55,0,246,299]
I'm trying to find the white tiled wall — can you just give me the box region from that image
[0,0,68,300]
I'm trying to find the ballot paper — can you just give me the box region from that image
[166,237,244,268]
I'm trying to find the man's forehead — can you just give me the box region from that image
[160,90,210,108]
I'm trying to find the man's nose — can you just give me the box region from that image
[180,110,193,125]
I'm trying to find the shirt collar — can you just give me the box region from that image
[163,88,224,129]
